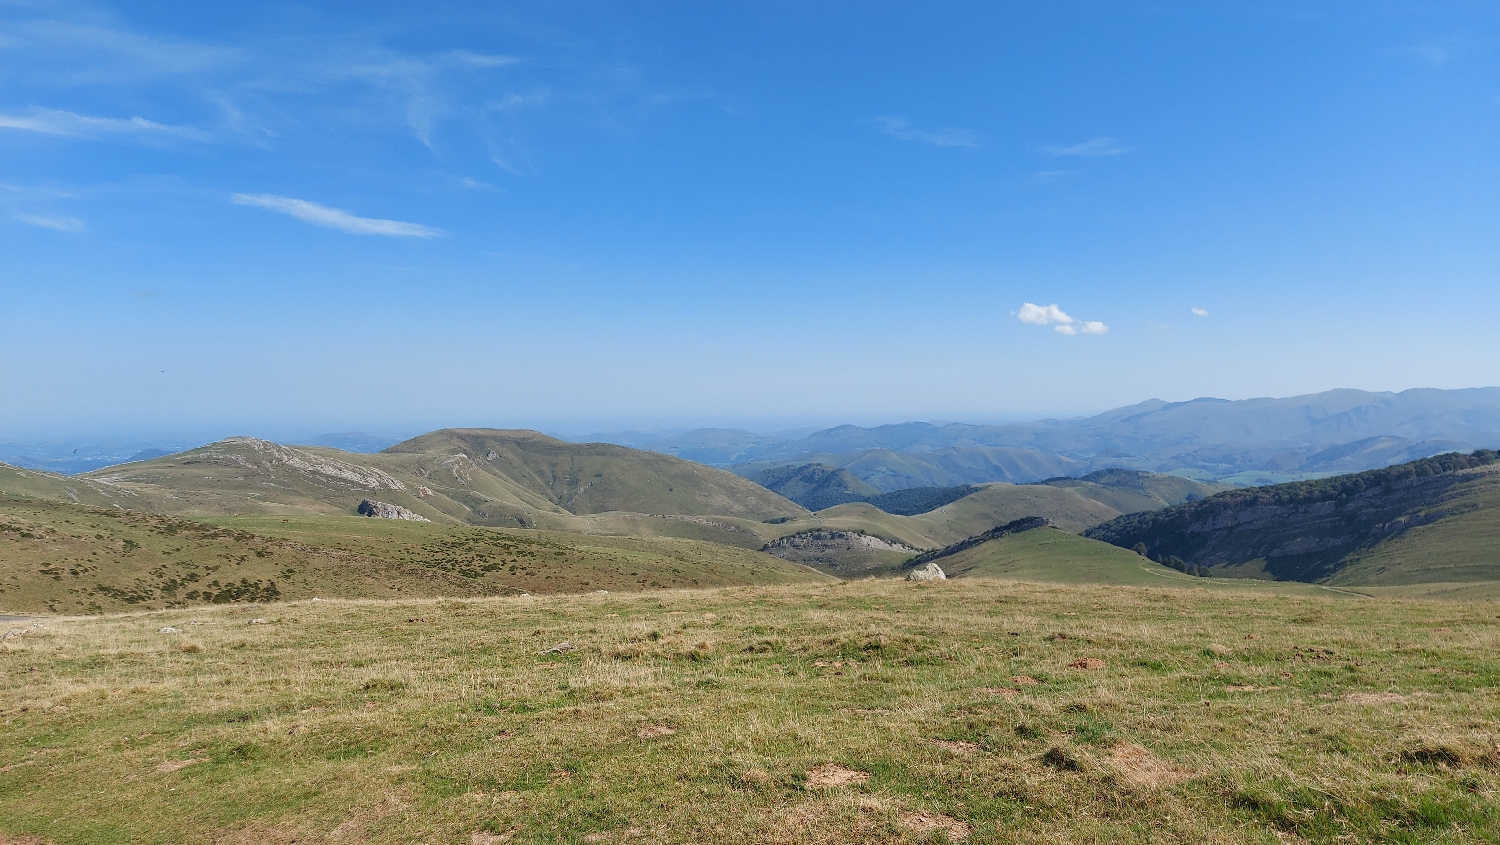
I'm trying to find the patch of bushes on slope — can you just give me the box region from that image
[863,485,981,516]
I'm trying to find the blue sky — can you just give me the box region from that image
[3,1,1498,439]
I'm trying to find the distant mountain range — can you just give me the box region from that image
[592,388,1500,489]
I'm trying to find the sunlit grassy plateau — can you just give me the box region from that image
[5,579,1499,844]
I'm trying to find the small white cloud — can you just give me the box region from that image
[1191,307,1209,317]
[232,194,444,238]
[877,117,982,148]
[12,211,83,232]
[0,108,205,140]
[1017,302,1106,337]
[1017,302,1074,326]
[1043,136,1131,157]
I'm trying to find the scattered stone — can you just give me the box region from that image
[900,810,971,841]
[932,739,978,755]
[155,757,208,773]
[157,627,179,634]
[249,619,268,625]
[905,562,946,582]
[1342,692,1408,705]
[594,590,609,595]
[357,499,430,522]
[804,763,870,789]
[1107,743,1194,787]
[636,725,676,739]
[538,642,575,655]
[1069,658,1106,670]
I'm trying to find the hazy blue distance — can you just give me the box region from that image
[3,1,1499,439]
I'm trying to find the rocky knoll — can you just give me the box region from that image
[358,499,430,521]
[1086,450,1500,581]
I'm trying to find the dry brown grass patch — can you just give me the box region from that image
[1108,743,1194,787]
[636,724,677,739]
[1010,675,1040,685]
[977,686,1017,697]
[1069,658,1106,670]
[804,763,869,789]
[154,757,207,773]
[900,810,971,841]
[931,739,978,755]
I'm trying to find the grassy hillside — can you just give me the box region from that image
[1087,450,1500,584]
[41,430,805,528]
[0,499,832,614]
[5,580,1499,844]
[386,430,805,520]
[934,527,1200,587]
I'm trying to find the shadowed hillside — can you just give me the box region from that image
[1086,450,1500,583]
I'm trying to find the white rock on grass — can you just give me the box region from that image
[158,627,180,634]
[905,562,947,582]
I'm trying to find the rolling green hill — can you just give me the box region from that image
[0,497,832,614]
[1086,450,1500,586]
[41,430,805,528]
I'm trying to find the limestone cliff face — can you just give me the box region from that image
[357,499,430,522]
[1086,451,1499,581]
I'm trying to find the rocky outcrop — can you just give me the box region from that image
[905,562,947,581]
[763,530,916,556]
[211,438,407,490]
[357,500,430,521]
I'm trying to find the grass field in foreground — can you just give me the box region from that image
[4,580,1499,844]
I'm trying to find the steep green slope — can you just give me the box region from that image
[1086,450,1500,584]
[47,430,806,527]
[933,526,1178,585]
[0,498,832,614]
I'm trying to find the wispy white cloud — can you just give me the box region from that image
[12,211,83,232]
[1191,307,1209,317]
[448,50,520,69]
[0,108,206,140]
[877,117,982,148]
[1043,137,1131,157]
[231,194,444,238]
[1016,302,1108,337]
[1017,302,1074,326]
